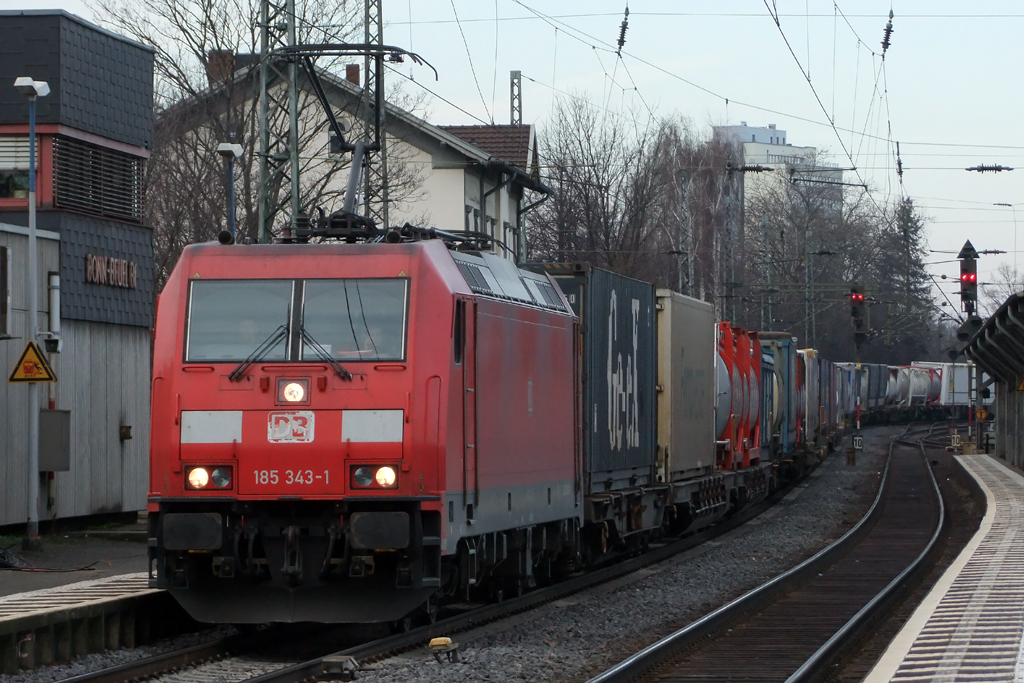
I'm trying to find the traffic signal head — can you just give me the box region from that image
[850,287,866,318]
[960,258,978,303]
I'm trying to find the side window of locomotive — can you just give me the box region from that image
[453,299,464,365]
[186,280,293,361]
[302,279,409,362]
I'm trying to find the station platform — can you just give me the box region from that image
[1,520,148,597]
[866,453,1024,682]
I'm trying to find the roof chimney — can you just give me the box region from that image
[206,50,235,85]
[346,64,360,86]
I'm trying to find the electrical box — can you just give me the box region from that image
[39,409,70,472]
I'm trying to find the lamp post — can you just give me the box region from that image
[14,77,49,551]
[994,203,1017,272]
[216,143,243,242]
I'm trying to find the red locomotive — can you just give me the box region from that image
[149,239,579,623]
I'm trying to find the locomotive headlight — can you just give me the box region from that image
[280,380,306,402]
[353,467,374,487]
[187,467,210,489]
[352,465,398,488]
[211,467,232,488]
[375,466,397,487]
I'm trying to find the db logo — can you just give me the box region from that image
[268,411,315,443]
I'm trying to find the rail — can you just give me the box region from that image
[584,423,946,683]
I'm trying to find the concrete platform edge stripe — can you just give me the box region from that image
[0,589,163,624]
[863,454,998,682]
[0,572,150,605]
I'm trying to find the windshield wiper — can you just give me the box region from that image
[229,325,288,382]
[300,326,353,381]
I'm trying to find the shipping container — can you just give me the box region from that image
[530,264,657,492]
[799,350,820,445]
[867,364,887,408]
[656,289,715,482]
[759,333,798,456]
[913,361,971,405]
[760,347,776,452]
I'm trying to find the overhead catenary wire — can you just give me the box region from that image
[378,11,1024,27]
[762,0,889,222]
[497,1,1024,170]
[449,0,492,123]
[505,0,907,157]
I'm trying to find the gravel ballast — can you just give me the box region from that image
[349,426,900,683]
[0,627,237,683]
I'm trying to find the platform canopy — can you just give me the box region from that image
[965,292,1024,385]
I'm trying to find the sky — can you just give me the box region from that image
[4,0,1023,309]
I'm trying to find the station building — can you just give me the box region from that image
[0,11,154,529]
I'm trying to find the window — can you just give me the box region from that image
[186,280,293,361]
[0,137,33,199]
[0,171,28,198]
[302,279,408,362]
[52,135,145,223]
[184,278,409,363]
[453,299,464,364]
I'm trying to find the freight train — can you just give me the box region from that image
[146,236,976,625]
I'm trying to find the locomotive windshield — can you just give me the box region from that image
[186,280,292,361]
[184,278,408,363]
[302,279,408,362]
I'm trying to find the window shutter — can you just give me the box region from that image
[52,136,144,223]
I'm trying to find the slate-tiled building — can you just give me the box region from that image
[0,10,154,528]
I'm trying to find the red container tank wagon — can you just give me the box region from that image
[147,241,826,625]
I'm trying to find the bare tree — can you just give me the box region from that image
[94,0,426,290]
[981,263,1024,315]
[522,91,944,360]
[526,97,668,282]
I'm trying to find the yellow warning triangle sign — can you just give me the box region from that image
[8,341,56,383]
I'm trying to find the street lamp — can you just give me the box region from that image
[994,203,1017,272]
[217,143,243,244]
[14,77,49,551]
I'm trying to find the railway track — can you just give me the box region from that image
[52,447,843,683]
[585,423,947,683]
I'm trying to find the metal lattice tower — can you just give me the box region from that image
[510,70,522,125]
[362,0,388,228]
[257,0,301,243]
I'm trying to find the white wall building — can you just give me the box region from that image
[714,122,843,207]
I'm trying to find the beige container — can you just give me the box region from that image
[656,289,716,482]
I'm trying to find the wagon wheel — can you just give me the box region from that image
[417,593,440,624]
[388,615,413,634]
